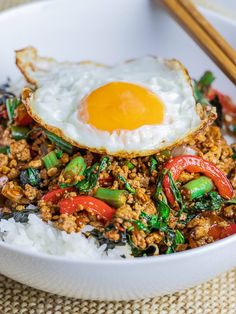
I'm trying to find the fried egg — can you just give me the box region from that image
[16,47,215,157]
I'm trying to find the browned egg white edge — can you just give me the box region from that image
[17,47,217,158]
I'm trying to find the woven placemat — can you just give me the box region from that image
[0,1,236,313]
[0,271,235,313]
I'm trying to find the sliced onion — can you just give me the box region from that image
[171,145,198,157]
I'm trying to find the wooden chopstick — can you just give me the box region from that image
[162,0,236,85]
[179,0,236,65]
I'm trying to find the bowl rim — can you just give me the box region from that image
[0,0,235,266]
[0,0,236,25]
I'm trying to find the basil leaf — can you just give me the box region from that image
[168,171,184,214]
[118,175,136,194]
[149,156,158,174]
[192,191,223,211]
[175,230,185,245]
[77,156,110,192]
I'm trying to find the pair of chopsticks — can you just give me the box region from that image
[163,0,236,85]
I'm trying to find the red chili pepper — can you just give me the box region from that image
[15,103,33,126]
[209,223,236,240]
[58,196,115,221]
[221,224,236,238]
[208,89,236,116]
[42,187,75,204]
[163,155,233,205]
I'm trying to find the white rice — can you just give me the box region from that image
[0,214,132,260]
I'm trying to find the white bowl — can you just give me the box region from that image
[0,0,235,301]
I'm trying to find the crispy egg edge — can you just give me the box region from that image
[17,47,217,158]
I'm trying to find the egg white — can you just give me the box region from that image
[16,47,215,157]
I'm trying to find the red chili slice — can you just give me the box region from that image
[15,103,33,126]
[42,187,75,204]
[58,195,115,221]
[209,223,236,240]
[163,155,233,206]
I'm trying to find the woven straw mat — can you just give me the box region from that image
[0,0,236,313]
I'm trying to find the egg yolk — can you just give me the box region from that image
[80,82,164,132]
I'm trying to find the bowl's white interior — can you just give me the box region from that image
[0,0,235,300]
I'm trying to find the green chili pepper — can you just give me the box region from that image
[42,151,59,170]
[183,176,214,200]
[11,125,29,140]
[94,187,127,208]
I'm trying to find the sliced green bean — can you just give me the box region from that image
[42,151,59,170]
[94,187,127,208]
[183,176,214,200]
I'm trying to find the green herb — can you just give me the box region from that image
[89,228,127,251]
[55,149,63,159]
[0,146,10,155]
[210,95,223,128]
[126,234,146,257]
[154,169,168,203]
[225,198,236,205]
[166,247,174,254]
[198,71,215,90]
[27,168,41,187]
[158,200,171,221]
[44,130,74,154]
[193,71,215,106]
[5,97,20,123]
[99,156,110,172]
[175,230,185,245]
[77,156,110,192]
[179,212,197,226]
[125,160,135,170]
[0,81,15,106]
[11,125,29,140]
[192,191,224,211]
[127,225,134,232]
[168,172,184,213]
[19,168,41,187]
[166,229,185,254]
[76,162,98,192]
[117,175,136,194]
[149,156,158,174]
[193,82,210,106]
[133,219,150,232]
[42,151,60,170]
[94,187,127,208]
[133,210,170,234]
